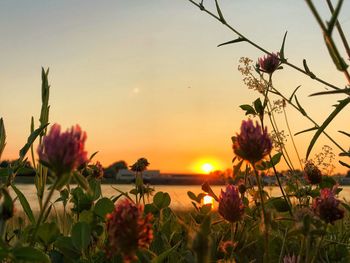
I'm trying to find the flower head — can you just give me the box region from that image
[37,124,88,175]
[313,187,344,224]
[233,120,272,163]
[218,185,245,223]
[106,199,153,261]
[258,52,280,74]
[304,161,322,185]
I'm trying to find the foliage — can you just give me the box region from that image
[0,1,350,262]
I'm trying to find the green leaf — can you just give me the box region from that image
[11,184,35,224]
[306,97,350,159]
[279,31,288,61]
[339,160,350,169]
[294,95,307,116]
[39,68,50,130]
[310,88,349,96]
[239,104,256,116]
[54,236,80,258]
[327,0,343,35]
[217,37,246,47]
[289,85,301,102]
[319,176,337,189]
[151,241,181,263]
[253,98,264,116]
[19,123,49,161]
[294,126,318,136]
[94,197,114,219]
[0,118,6,160]
[12,246,50,263]
[88,151,99,162]
[187,191,198,202]
[233,160,243,176]
[71,222,91,252]
[0,167,12,177]
[303,59,316,79]
[269,197,290,212]
[338,130,350,137]
[73,172,90,191]
[37,222,60,246]
[153,191,171,209]
[214,0,226,23]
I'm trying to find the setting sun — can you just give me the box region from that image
[201,163,214,174]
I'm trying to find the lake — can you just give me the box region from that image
[9,184,350,211]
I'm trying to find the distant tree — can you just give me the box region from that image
[104,160,128,178]
[346,170,350,178]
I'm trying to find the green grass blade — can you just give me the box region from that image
[11,184,35,224]
[306,97,350,159]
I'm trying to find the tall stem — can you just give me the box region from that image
[253,165,269,262]
[31,178,59,245]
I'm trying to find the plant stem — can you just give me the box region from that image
[31,178,59,245]
[269,153,293,217]
[187,0,342,91]
[311,224,328,263]
[283,106,303,170]
[253,165,269,262]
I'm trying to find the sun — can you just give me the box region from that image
[201,163,214,174]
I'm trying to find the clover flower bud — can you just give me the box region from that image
[91,161,104,179]
[37,124,88,175]
[218,185,245,223]
[304,161,322,185]
[233,120,272,164]
[106,199,153,261]
[313,188,344,224]
[130,158,150,172]
[258,52,280,74]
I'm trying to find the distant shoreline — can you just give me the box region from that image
[10,175,350,186]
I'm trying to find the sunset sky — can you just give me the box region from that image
[1,1,350,174]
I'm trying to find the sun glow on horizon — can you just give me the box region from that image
[192,158,223,174]
[201,163,214,174]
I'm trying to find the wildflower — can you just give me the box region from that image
[218,185,245,223]
[232,120,272,164]
[130,158,149,172]
[37,124,88,175]
[106,199,153,261]
[304,161,322,185]
[258,52,280,74]
[313,187,344,224]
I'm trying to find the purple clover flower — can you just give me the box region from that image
[233,119,272,164]
[313,187,344,224]
[218,184,245,223]
[258,52,280,74]
[37,124,88,175]
[106,199,153,262]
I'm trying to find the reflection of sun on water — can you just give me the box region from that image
[203,195,214,208]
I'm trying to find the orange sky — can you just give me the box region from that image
[1,1,350,174]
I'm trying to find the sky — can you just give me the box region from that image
[1,0,350,174]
